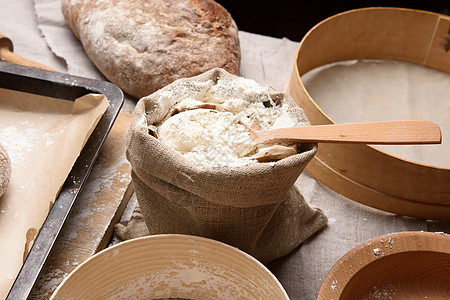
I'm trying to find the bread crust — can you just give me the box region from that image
[0,143,11,198]
[62,0,241,98]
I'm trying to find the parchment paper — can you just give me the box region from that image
[0,89,108,299]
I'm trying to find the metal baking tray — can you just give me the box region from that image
[0,61,124,299]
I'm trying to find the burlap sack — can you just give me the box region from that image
[125,68,327,263]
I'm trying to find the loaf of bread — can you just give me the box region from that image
[61,0,241,99]
[0,143,11,198]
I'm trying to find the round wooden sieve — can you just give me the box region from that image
[287,7,450,220]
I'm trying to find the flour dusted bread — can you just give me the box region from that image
[0,143,11,198]
[61,0,241,98]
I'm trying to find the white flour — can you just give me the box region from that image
[156,77,297,168]
[0,125,38,168]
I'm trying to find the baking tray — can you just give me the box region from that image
[0,61,124,299]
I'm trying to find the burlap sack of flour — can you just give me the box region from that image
[125,68,327,263]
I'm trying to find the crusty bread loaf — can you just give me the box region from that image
[61,0,241,99]
[0,143,11,198]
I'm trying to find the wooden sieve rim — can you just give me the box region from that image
[287,7,450,220]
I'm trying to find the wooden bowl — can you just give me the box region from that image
[286,7,450,220]
[50,234,289,299]
[317,231,450,299]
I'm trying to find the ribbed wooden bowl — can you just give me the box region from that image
[318,231,450,299]
[50,234,289,299]
[287,7,450,220]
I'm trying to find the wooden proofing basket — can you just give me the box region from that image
[287,7,450,220]
[50,235,289,299]
[317,231,450,299]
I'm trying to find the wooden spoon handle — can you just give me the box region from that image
[251,120,442,145]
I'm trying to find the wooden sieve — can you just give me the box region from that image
[287,7,450,220]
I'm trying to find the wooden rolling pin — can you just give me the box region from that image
[0,33,56,71]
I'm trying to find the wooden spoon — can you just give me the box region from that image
[245,120,442,145]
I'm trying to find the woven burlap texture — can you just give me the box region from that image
[124,68,327,263]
